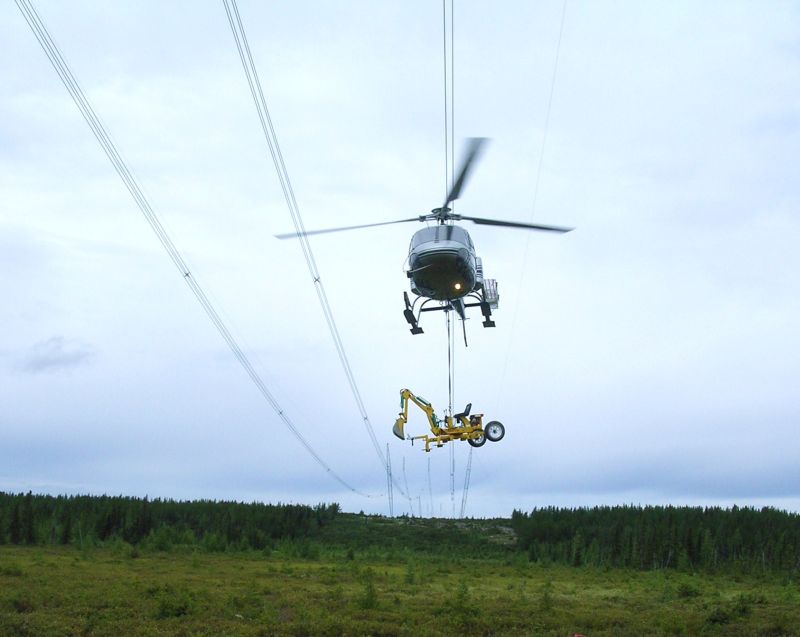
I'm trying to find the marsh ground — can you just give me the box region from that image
[2,544,799,636]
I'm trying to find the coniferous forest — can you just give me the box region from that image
[0,492,339,551]
[511,505,800,572]
[2,492,800,574]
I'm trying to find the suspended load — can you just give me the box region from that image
[392,388,505,453]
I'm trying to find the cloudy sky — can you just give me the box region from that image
[2,1,799,518]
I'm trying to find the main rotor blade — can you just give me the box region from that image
[444,137,488,207]
[460,215,574,233]
[274,218,420,239]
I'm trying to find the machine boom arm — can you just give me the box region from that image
[393,388,441,440]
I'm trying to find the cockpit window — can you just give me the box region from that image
[411,227,437,248]
[411,225,470,248]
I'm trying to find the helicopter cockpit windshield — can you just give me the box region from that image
[410,225,473,250]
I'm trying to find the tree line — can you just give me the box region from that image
[0,492,339,551]
[4,493,798,571]
[511,505,800,572]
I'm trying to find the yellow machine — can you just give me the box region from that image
[392,388,505,452]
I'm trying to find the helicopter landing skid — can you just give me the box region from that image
[403,292,424,334]
[464,300,495,328]
[403,291,496,337]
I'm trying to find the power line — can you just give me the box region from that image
[440,0,459,520]
[446,310,456,518]
[386,444,394,517]
[14,0,370,497]
[402,456,413,515]
[459,447,473,518]
[442,0,449,198]
[494,0,569,412]
[221,0,408,503]
[427,456,434,516]
[450,445,456,518]
[442,0,456,200]
[450,0,455,201]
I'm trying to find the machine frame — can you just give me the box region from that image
[392,388,504,452]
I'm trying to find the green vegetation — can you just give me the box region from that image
[2,545,799,636]
[0,492,339,550]
[2,493,800,634]
[513,505,800,572]
[4,493,799,575]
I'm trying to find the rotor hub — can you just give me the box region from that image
[430,207,453,224]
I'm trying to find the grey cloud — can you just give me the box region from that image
[15,336,95,373]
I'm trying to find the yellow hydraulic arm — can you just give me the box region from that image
[393,389,440,440]
[392,388,499,452]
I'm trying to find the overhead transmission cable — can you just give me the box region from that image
[459,447,473,518]
[14,0,371,497]
[427,456,434,516]
[450,0,455,199]
[494,0,568,412]
[441,1,449,196]
[386,444,394,516]
[402,457,413,516]
[441,0,459,519]
[222,0,408,502]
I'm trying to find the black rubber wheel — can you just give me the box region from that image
[468,433,486,448]
[484,421,505,442]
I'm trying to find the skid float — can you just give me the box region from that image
[392,388,505,452]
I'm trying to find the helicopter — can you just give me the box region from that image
[276,138,572,341]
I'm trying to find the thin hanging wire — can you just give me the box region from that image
[442,0,449,199]
[446,310,456,518]
[450,0,455,204]
[459,447,473,518]
[440,0,458,520]
[494,0,568,412]
[402,456,413,515]
[14,0,372,497]
[427,456,434,517]
[450,313,456,415]
[222,0,408,503]
[451,309,457,517]
[446,310,454,415]
[386,444,394,517]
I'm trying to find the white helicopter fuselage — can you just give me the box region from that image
[407,225,483,301]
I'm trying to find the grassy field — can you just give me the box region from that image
[2,541,799,636]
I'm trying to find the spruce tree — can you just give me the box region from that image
[23,491,35,545]
[60,511,72,545]
[9,503,22,545]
